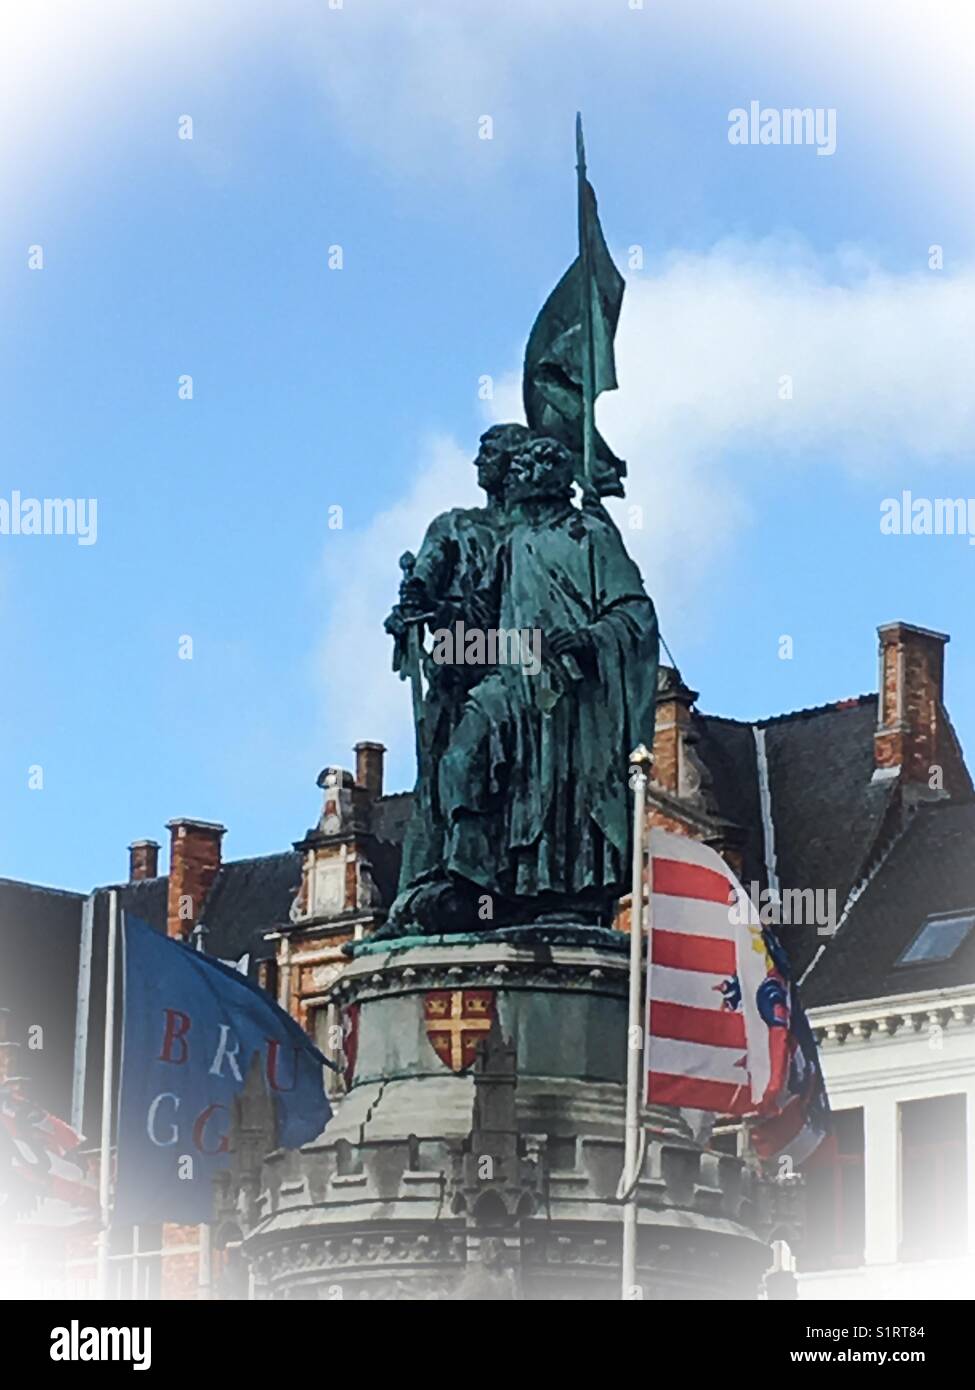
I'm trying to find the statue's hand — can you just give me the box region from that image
[429,594,491,634]
[547,626,597,680]
[547,626,594,660]
[399,575,429,617]
[384,605,407,639]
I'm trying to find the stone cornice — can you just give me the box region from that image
[330,939,633,1007]
[809,984,975,1047]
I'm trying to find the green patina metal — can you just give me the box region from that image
[523,114,627,498]
[350,923,635,959]
[370,120,659,944]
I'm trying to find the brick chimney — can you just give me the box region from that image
[652,668,698,794]
[166,818,226,941]
[354,741,385,801]
[128,838,160,882]
[874,622,949,784]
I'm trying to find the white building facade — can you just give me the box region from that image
[799,983,975,1299]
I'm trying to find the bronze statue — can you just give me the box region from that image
[383,424,530,928]
[375,117,659,938]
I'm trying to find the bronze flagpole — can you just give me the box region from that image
[398,550,429,776]
[575,113,597,486]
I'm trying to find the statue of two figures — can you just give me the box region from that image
[375,120,659,939]
[379,425,659,939]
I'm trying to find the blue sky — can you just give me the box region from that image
[2,0,973,890]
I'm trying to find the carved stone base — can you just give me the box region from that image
[219,936,793,1300]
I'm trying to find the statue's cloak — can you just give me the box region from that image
[440,503,658,903]
[396,505,504,893]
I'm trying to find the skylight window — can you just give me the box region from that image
[898,912,975,966]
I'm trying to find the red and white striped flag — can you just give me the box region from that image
[644,829,828,1162]
[0,1083,98,1220]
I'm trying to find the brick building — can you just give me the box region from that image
[635,620,975,1297]
[2,619,974,1298]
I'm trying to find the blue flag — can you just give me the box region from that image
[114,916,331,1224]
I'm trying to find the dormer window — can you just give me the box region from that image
[897,911,975,965]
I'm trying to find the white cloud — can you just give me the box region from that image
[321,241,975,775]
[317,433,478,777]
[12,0,974,206]
[602,242,974,465]
[286,0,975,209]
[0,1,259,202]
[9,0,973,244]
[12,4,972,773]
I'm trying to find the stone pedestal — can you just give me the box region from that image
[224,931,786,1300]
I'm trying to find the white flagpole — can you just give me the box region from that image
[621,744,652,1299]
[192,921,213,1300]
[71,893,95,1134]
[96,890,118,1300]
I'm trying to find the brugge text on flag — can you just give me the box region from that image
[644,829,829,1164]
[114,916,333,1225]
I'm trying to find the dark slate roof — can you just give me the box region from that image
[696,695,898,977]
[0,877,84,907]
[803,800,975,1008]
[198,851,302,963]
[88,851,302,966]
[761,696,893,908]
[371,791,414,845]
[0,879,85,1119]
[692,714,766,888]
[93,876,169,934]
[369,791,413,904]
